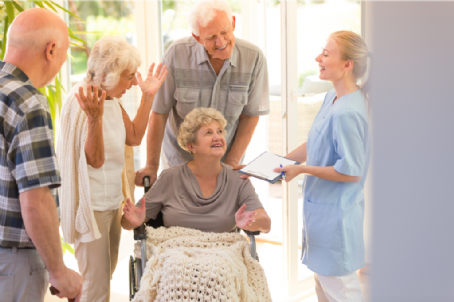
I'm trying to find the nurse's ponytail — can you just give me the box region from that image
[330,31,370,104]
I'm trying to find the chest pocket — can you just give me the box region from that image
[225,85,248,119]
[174,88,200,118]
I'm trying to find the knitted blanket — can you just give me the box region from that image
[133,227,272,302]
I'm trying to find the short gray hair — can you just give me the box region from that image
[187,0,233,36]
[85,36,141,90]
[178,107,227,153]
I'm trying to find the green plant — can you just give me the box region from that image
[0,0,87,255]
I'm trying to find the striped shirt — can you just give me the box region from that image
[152,36,270,166]
[0,61,60,248]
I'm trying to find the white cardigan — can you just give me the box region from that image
[57,80,135,244]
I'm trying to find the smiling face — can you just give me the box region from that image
[105,69,138,99]
[187,121,227,159]
[315,37,353,84]
[193,10,236,61]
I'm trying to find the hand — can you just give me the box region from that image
[123,198,146,228]
[49,267,83,301]
[224,158,240,169]
[135,166,158,187]
[273,164,303,182]
[75,85,106,123]
[137,63,168,97]
[235,204,257,230]
[233,164,250,179]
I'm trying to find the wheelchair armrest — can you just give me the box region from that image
[242,230,260,236]
[134,224,147,240]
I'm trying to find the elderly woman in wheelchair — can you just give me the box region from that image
[122,107,272,301]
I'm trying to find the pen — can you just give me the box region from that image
[280,164,286,181]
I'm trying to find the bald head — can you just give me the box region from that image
[4,8,70,88]
[7,8,68,54]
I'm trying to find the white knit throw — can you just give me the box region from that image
[57,80,134,244]
[132,226,272,302]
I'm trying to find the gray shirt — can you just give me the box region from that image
[152,36,270,166]
[139,163,263,233]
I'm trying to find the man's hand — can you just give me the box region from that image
[232,164,250,179]
[49,267,83,301]
[137,63,168,97]
[224,158,239,168]
[235,204,257,230]
[123,197,146,228]
[135,166,158,187]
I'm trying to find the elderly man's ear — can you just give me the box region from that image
[45,42,57,61]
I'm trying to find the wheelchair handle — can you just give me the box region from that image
[49,286,75,302]
[144,176,150,193]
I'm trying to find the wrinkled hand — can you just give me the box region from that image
[137,63,168,97]
[273,164,303,182]
[75,85,105,123]
[49,267,83,302]
[235,204,256,230]
[135,166,158,187]
[123,197,146,228]
[233,164,250,179]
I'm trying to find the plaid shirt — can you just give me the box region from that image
[0,61,61,248]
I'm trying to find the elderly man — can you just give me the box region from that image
[0,8,82,302]
[136,0,269,186]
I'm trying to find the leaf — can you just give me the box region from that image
[1,16,9,61]
[50,1,80,20]
[70,41,84,48]
[68,27,86,45]
[11,1,24,12]
[43,1,57,13]
[4,1,15,24]
[61,237,74,254]
[33,1,44,8]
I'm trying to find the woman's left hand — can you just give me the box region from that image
[235,204,256,230]
[273,164,304,182]
[137,63,168,97]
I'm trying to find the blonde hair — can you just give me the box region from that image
[187,0,233,36]
[330,30,370,99]
[178,107,227,153]
[85,36,141,90]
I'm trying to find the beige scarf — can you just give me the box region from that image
[57,80,135,244]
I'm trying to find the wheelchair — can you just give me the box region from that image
[129,177,260,301]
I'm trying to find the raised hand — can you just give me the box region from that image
[235,204,257,230]
[123,197,146,228]
[75,85,106,123]
[137,63,168,97]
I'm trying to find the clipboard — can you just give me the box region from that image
[238,151,300,183]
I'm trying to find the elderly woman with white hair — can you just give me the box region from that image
[57,35,167,301]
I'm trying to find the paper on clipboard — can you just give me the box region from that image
[239,151,300,183]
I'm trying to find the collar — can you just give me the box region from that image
[0,61,33,85]
[195,39,238,68]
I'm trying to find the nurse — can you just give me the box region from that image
[274,30,370,301]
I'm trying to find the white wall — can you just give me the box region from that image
[369,2,454,301]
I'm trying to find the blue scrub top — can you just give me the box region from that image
[301,89,371,276]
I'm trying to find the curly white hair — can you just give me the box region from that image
[85,36,141,90]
